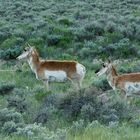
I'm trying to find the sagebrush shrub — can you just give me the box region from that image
[2,121,19,134]
[57,17,73,26]
[43,93,64,108]
[131,119,140,128]
[58,88,99,121]
[16,123,66,140]
[74,27,95,41]
[47,35,62,46]
[0,108,24,134]
[105,21,116,33]
[55,88,133,124]
[80,104,95,122]
[34,93,64,123]
[7,96,28,113]
[0,37,18,49]
[0,82,15,95]
[34,106,58,123]
[78,47,91,58]
[92,77,111,91]
[100,38,138,58]
[0,108,23,125]
[84,21,105,36]
[16,123,46,138]
[0,46,22,60]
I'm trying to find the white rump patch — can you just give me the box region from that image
[76,63,86,78]
[125,82,140,96]
[45,70,67,82]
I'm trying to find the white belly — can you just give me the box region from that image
[125,82,140,96]
[45,70,67,82]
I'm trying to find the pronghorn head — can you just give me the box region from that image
[17,44,36,60]
[96,60,113,76]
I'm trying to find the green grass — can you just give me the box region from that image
[67,123,140,140]
[0,123,140,140]
[0,59,140,139]
[0,135,27,140]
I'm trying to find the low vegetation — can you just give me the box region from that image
[1,0,140,139]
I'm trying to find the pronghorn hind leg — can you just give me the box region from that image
[116,89,131,105]
[68,72,84,90]
[67,77,74,87]
[126,94,133,105]
[67,77,80,90]
[121,90,133,104]
[71,73,84,90]
[119,89,127,99]
[77,79,83,89]
[78,80,82,89]
[72,80,79,89]
[73,79,82,90]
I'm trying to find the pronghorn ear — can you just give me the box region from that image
[30,47,34,53]
[98,59,103,64]
[31,47,36,55]
[100,60,107,67]
[24,47,30,51]
[102,63,106,67]
[26,43,32,48]
[24,43,32,51]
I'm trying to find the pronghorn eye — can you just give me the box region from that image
[24,47,30,51]
[102,63,106,67]
[95,69,100,74]
[24,48,28,51]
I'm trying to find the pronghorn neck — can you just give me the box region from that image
[106,65,118,89]
[27,50,40,77]
[110,65,118,77]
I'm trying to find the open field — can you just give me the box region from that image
[0,0,140,139]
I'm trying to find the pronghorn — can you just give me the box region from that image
[96,60,140,98]
[17,44,86,90]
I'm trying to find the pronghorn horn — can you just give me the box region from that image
[107,57,112,63]
[24,47,29,51]
[108,59,111,63]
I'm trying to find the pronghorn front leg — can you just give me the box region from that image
[120,89,126,99]
[43,79,50,91]
[125,93,133,105]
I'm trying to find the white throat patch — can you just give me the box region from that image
[27,57,38,79]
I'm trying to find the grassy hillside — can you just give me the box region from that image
[0,0,140,139]
[1,0,140,60]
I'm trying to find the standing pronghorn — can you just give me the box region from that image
[96,60,140,98]
[17,44,86,90]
